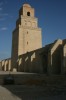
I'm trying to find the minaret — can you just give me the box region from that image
[11,4,42,71]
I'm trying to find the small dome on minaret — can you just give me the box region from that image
[23,4,31,7]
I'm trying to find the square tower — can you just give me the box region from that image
[11,4,42,71]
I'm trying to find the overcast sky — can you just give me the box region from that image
[0,0,66,60]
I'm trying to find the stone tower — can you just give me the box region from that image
[11,4,42,71]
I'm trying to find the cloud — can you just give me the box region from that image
[0,27,8,31]
[0,13,8,16]
[0,52,10,60]
[0,13,8,21]
[2,13,8,16]
[0,1,8,21]
[0,7,2,11]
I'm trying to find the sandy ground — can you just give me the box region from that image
[0,85,66,100]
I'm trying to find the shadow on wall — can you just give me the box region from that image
[51,45,62,74]
[2,65,4,71]
[41,54,48,74]
[17,45,63,75]
[63,56,66,74]
[18,50,44,73]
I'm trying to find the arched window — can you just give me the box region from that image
[27,12,30,16]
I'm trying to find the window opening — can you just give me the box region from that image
[27,12,30,16]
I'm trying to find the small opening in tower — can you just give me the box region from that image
[27,31,28,34]
[27,12,30,16]
[27,42,28,45]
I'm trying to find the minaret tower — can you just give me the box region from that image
[11,4,42,71]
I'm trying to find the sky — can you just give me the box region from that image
[0,0,66,60]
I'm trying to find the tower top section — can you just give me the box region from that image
[23,4,31,7]
[19,3,34,17]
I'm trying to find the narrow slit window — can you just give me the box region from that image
[27,31,28,34]
[27,42,28,45]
